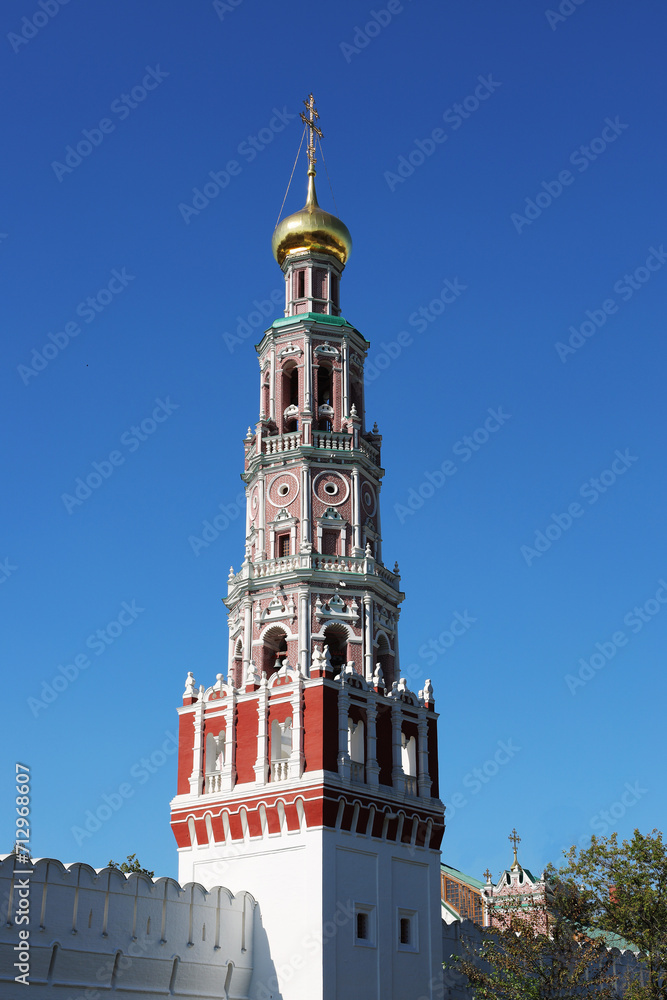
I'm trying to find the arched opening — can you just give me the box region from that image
[317,364,333,430]
[401,734,416,777]
[323,622,348,673]
[349,378,362,421]
[261,372,270,419]
[261,626,288,676]
[205,731,224,774]
[376,632,393,687]
[282,362,299,430]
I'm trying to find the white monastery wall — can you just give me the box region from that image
[0,855,254,999]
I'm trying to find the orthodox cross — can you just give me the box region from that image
[300,93,323,169]
[483,868,493,883]
[509,828,521,867]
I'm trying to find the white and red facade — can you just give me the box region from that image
[170,170,445,999]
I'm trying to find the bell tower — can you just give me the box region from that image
[170,96,445,1000]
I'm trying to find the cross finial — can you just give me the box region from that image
[300,93,323,170]
[509,828,522,869]
[483,868,493,883]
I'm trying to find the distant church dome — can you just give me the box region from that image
[272,169,352,267]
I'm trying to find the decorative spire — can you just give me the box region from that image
[300,93,322,171]
[508,828,522,870]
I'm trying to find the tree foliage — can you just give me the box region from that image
[107,853,154,878]
[452,879,618,1000]
[549,828,667,999]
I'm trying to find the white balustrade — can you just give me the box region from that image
[350,760,365,783]
[404,775,417,796]
[271,759,290,782]
[205,772,222,794]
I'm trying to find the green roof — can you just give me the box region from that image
[272,312,354,330]
[441,862,485,891]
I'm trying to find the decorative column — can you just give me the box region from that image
[337,678,351,781]
[254,675,269,785]
[342,339,349,418]
[300,466,311,553]
[242,598,253,677]
[391,702,405,794]
[289,678,305,779]
[258,473,266,559]
[227,631,235,686]
[351,466,362,555]
[417,717,432,797]
[365,698,379,786]
[298,588,310,676]
[269,345,276,423]
[189,692,205,796]
[221,691,237,792]
[363,595,373,683]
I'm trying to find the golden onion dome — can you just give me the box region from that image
[272,169,352,267]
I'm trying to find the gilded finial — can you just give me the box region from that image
[508,828,522,870]
[300,93,323,171]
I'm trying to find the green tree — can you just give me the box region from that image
[549,828,667,1000]
[107,853,154,878]
[451,879,618,999]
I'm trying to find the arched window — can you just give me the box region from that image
[323,623,348,673]
[317,364,333,431]
[261,626,288,676]
[271,717,292,760]
[401,734,416,777]
[206,732,225,773]
[376,632,393,687]
[282,363,299,428]
[348,718,365,763]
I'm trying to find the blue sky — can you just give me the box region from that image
[2,0,666,884]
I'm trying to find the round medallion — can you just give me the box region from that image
[313,471,349,507]
[267,472,300,507]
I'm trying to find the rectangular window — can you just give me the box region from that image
[331,273,339,307]
[313,268,327,299]
[397,909,418,952]
[321,530,337,555]
[277,534,290,557]
[296,270,305,298]
[354,904,376,947]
